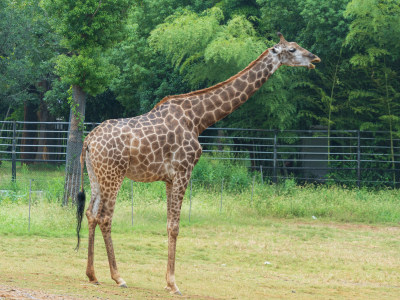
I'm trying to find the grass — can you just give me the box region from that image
[1,161,400,298]
[1,201,400,299]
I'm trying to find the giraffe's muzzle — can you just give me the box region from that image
[308,56,321,69]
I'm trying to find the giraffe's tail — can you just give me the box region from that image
[75,141,88,251]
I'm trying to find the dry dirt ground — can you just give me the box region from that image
[0,285,82,300]
[1,219,399,299]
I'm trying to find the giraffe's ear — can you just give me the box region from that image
[272,44,282,54]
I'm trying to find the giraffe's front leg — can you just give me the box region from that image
[85,153,101,285]
[165,218,181,295]
[164,178,188,295]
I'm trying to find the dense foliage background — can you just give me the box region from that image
[1,0,399,133]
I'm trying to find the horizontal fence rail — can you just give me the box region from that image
[0,121,399,187]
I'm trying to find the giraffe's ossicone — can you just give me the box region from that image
[75,32,320,295]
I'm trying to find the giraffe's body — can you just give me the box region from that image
[77,33,320,294]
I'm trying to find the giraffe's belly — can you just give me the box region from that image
[125,159,171,183]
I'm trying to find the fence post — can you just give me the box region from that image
[273,130,278,184]
[28,179,32,231]
[12,121,17,182]
[260,165,263,185]
[219,178,224,213]
[131,180,134,227]
[188,179,192,222]
[251,175,255,206]
[357,130,361,188]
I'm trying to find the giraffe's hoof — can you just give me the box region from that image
[173,290,182,296]
[119,283,128,288]
[165,286,181,295]
[90,281,100,285]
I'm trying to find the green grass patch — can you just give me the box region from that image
[0,158,400,226]
[1,161,400,298]
[1,160,400,225]
[1,202,400,299]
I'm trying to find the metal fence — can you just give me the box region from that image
[1,121,399,187]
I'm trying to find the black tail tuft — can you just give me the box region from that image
[75,190,86,251]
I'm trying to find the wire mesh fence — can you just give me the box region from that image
[0,121,399,187]
[199,128,400,187]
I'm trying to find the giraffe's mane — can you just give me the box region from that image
[152,48,271,110]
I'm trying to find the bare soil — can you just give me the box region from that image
[0,285,82,300]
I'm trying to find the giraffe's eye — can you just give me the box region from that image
[289,48,296,53]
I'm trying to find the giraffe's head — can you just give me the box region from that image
[271,32,321,69]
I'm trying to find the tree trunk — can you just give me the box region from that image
[20,102,38,164]
[35,81,54,162]
[35,102,49,161]
[63,85,86,205]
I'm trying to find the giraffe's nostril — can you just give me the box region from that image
[308,53,321,63]
[312,56,321,63]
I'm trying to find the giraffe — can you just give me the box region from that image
[75,32,320,295]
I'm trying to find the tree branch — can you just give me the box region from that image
[5,87,30,99]
[91,0,102,18]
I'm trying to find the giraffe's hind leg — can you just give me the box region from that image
[85,152,100,284]
[86,210,99,284]
[86,171,127,286]
[97,175,127,287]
[98,213,127,288]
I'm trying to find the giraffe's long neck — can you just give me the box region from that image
[190,48,281,134]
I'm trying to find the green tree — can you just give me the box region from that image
[257,0,305,38]
[41,0,131,204]
[344,0,400,183]
[0,0,63,164]
[110,0,201,116]
[0,0,57,121]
